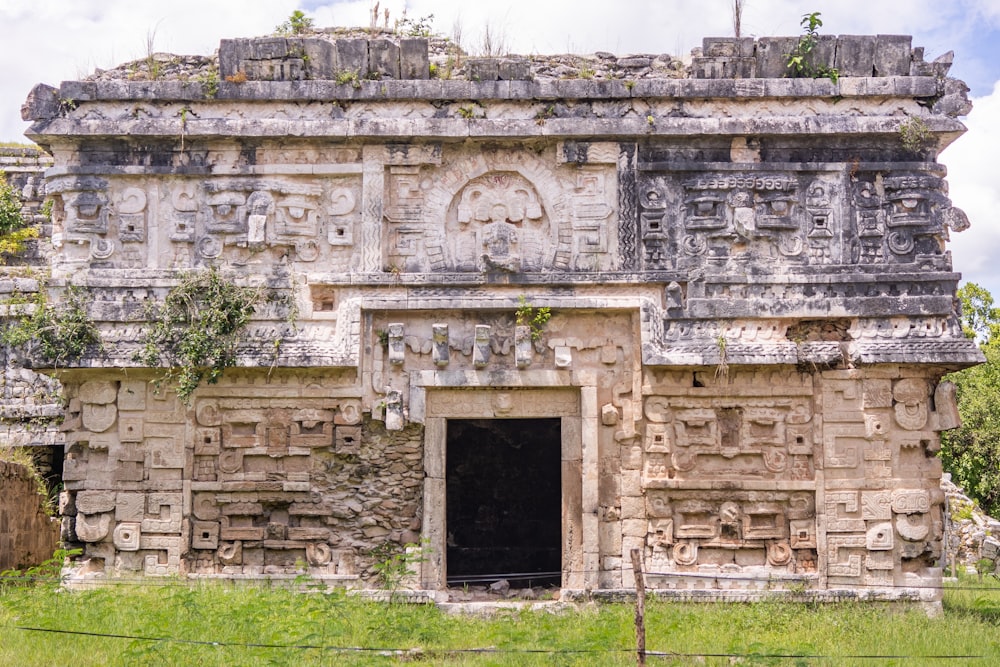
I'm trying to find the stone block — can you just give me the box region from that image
[835,36,877,77]
[982,537,1000,560]
[909,46,932,76]
[335,425,362,454]
[702,37,755,58]
[399,38,429,79]
[113,522,141,551]
[251,37,288,60]
[218,39,251,78]
[368,39,400,79]
[75,512,111,542]
[115,492,145,522]
[809,35,837,74]
[874,35,912,76]
[80,381,117,404]
[622,518,647,538]
[192,521,220,550]
[20,83,60,121]
[335,39,369,75]
[692,57,756,79]
[498,59,531,81]
[287,527,331,541]
[119,418,143,442]
[220,526,264,541]
[621,495,645,519]
[755,37,799,78]
[466,58,499,82]
[75,490,116,514]
[299,39,337,79]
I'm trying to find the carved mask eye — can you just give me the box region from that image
[206,194,246,224]
[690,199,721,217]
[75,193,104,220]
[889,193,928,219]
[758,196,794,216]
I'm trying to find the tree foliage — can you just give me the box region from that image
[0,171,38,261]
[0,171,23,235]
[956,282,1000,343]
[941,282,1000,516]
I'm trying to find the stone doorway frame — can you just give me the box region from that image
[412,370,597,591]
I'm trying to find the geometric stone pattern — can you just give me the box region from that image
[21,32,980,600]
[60,374,421,580]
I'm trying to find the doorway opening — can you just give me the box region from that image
[446,418,562,589]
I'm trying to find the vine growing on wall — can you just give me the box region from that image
[134,268,262,403]
[515,295,551,341]
[899,116,934,154]
[1,286,102,368]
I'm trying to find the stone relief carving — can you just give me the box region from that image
[644,490,816,576]
[851,171,969,264]
[640,172,846,271]
[640,396,814,482]
[382,149,617,274]
[58,372,399,578]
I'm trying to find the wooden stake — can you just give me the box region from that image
[631,547,646,667]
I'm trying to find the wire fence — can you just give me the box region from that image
[1,624,990,661]
[2,562,998,663]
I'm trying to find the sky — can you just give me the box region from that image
[1,0,998,294]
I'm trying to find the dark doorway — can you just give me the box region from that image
[446,418,561,588]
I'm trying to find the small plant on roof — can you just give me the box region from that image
[785,12,840,83]
[275,10,314,36]
[395,13,435,37]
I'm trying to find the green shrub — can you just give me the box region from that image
[134,268,261,403]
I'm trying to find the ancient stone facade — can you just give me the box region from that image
[20,33,980,600]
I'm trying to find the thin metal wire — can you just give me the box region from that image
[3,625,987,660]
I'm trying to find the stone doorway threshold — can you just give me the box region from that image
[437,599,577,615]
[445,581,562,603]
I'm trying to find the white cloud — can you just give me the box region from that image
[0,0,297,141]
[941,81,1000,295]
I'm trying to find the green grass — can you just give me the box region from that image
[1,577,999,665]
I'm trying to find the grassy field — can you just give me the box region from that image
[1,575,999,666]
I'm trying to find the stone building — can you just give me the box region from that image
[0,148,63,482]
[19,31,981,600]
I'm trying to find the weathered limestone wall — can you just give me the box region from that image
[0,152,64,465]
[57,372,424,582]
[0,148,62,454]
[19,31,980,600]
[0,459,59,570]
